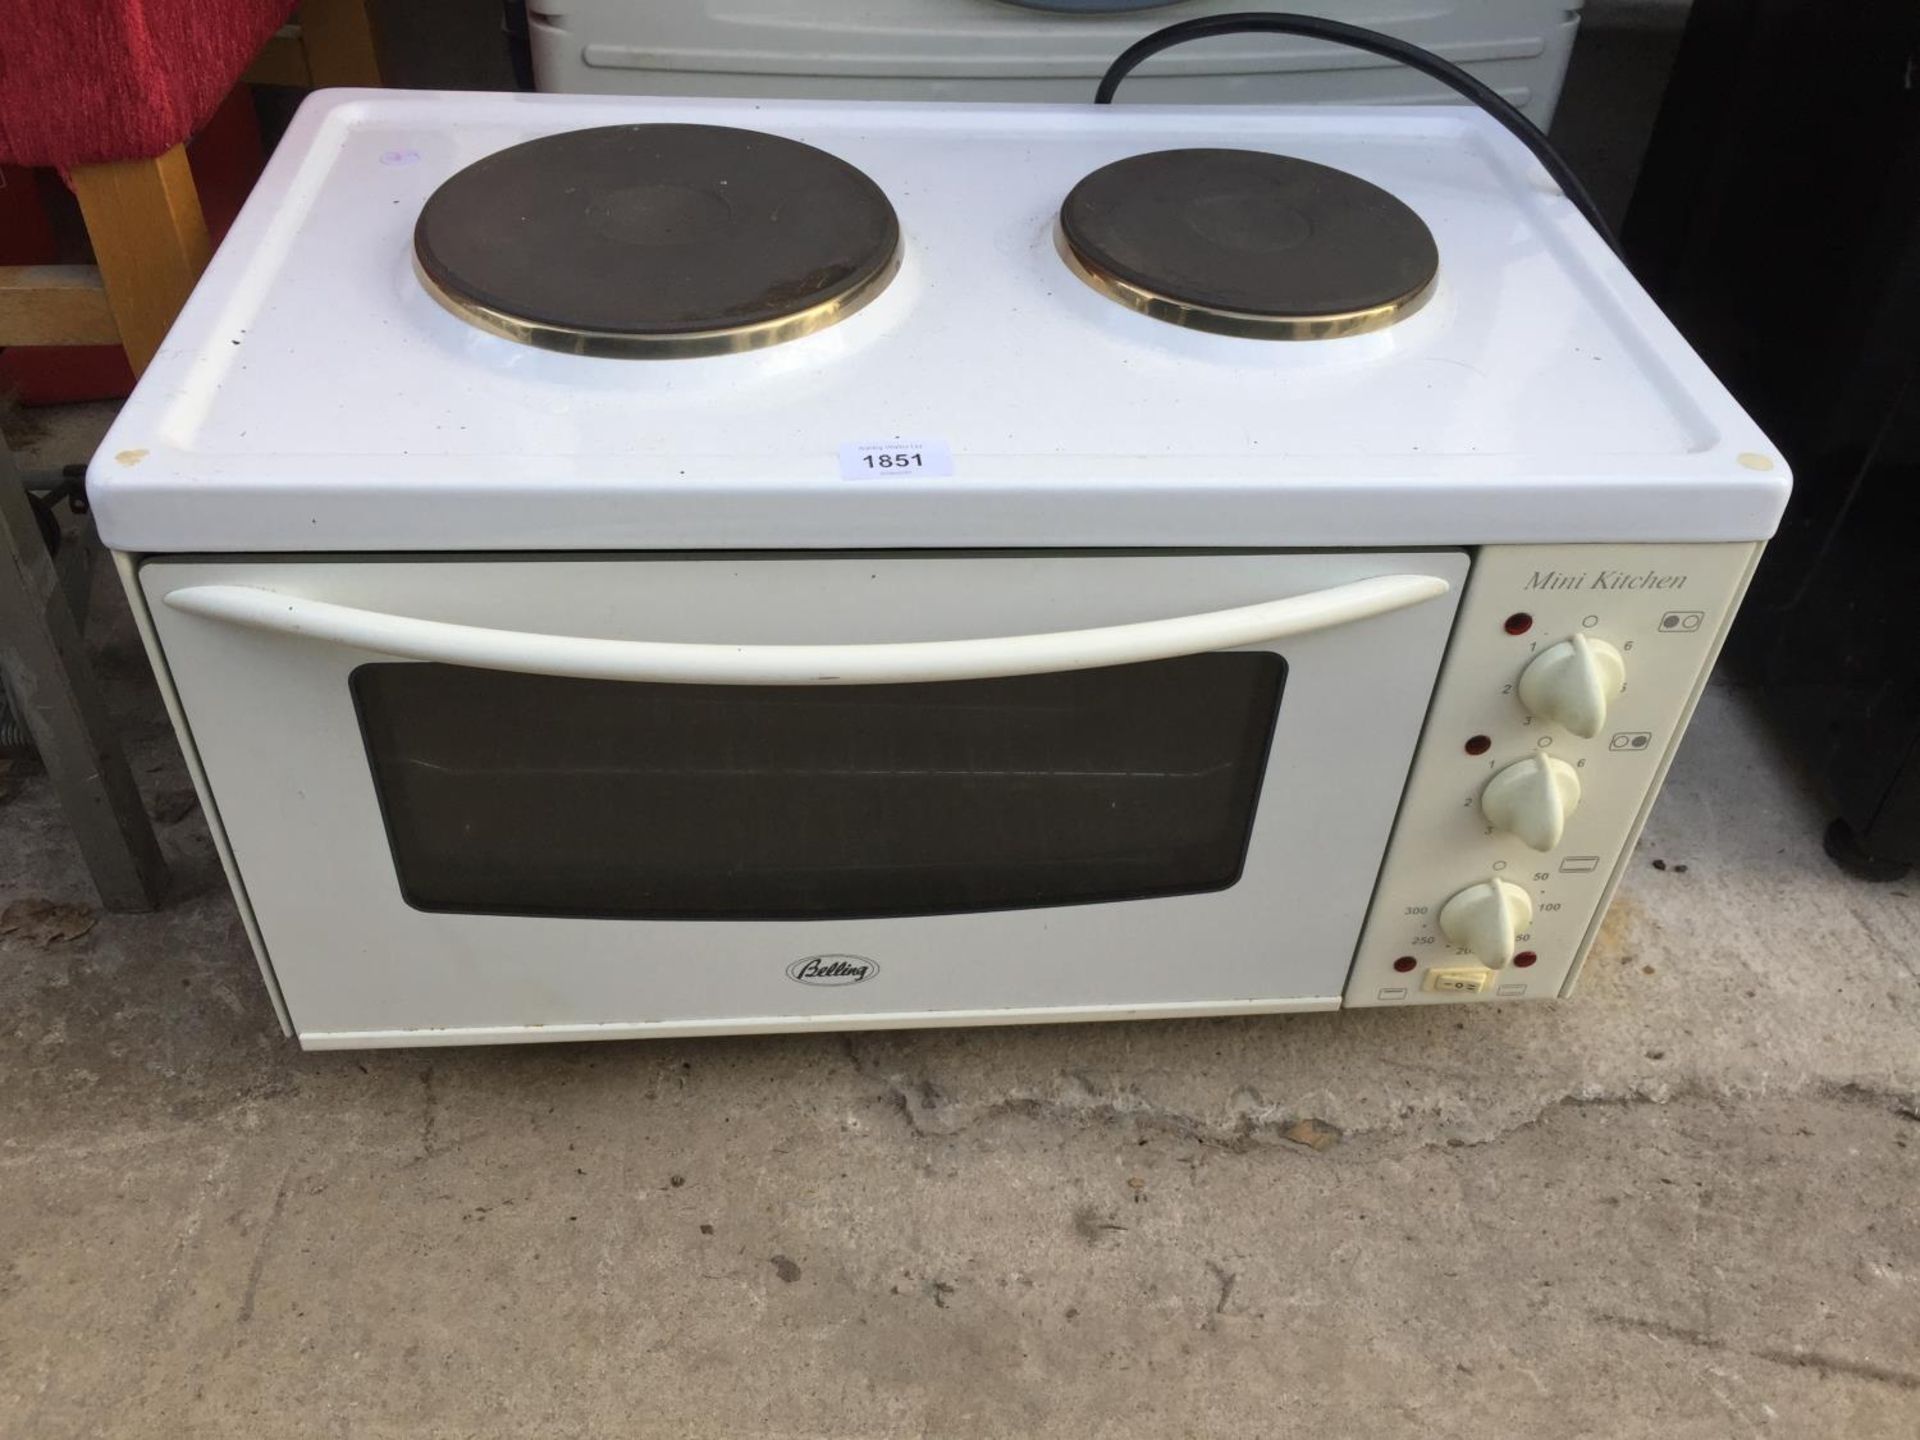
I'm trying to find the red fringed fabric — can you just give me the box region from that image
[0,0,296,167]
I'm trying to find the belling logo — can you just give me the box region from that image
[786,954,880,987]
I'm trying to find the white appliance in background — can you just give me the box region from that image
[90,90,1784,1049]
[529,0,1583,125]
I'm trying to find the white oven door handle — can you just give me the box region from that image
[161,574,1450,686]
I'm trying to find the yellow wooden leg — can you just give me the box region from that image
[68,147,211,377]
[299,0,384,88]
[0,265,121,347]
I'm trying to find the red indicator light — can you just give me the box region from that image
[1392,956,1418,973]
[1464,734,1492,755]
[1504,612,1533,635]
[1513,950,1539,968]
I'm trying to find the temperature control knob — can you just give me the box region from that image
[1482,753,1582,851]
[1438,877,1535,969]
[1517,635,1625,739]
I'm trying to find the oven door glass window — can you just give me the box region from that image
[351,653,1285,920]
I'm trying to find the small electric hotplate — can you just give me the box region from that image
[413,123,901,357]
[1057,147,1439,340]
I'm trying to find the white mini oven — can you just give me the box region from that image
[91,92,1787,1048]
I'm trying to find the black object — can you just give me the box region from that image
[1094,11,1618,253]
[353,654,1284,921]
[1060,148,1438,320]
[1626,0,1920,877]
[1824,820,1912,883]
[414,123,899,343]
[501,0,535,91]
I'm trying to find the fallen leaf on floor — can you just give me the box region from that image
[0,898,97,945]
[1281,1117,1343,1152]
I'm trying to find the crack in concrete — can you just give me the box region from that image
[861,1059,1649,1151]
[845,1040,1358,1150]
[888,1084,1301,1150]
[419,1062,439,1160]
[1206,1260,1237,1315]
[235,1169,292,1325]
[1592,1311,1920,1392]
[848,1042,1920,1154]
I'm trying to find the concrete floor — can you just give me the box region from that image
[2,407,1917,1438]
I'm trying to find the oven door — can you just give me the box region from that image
[143,551,1467,1046]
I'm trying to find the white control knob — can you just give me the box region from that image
[1438,877,1535,969]
[1517,634,1625,739]
[1481,753,1582,851]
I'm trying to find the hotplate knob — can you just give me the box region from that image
[1438,877,1535,970]
[1517,635,1625,739]
[1482,753,1583,851]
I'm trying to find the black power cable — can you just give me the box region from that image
[1094,12,1620,255]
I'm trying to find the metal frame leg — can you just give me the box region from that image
[0,438,166,910]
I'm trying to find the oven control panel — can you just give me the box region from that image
[1346,543,1761,1006]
